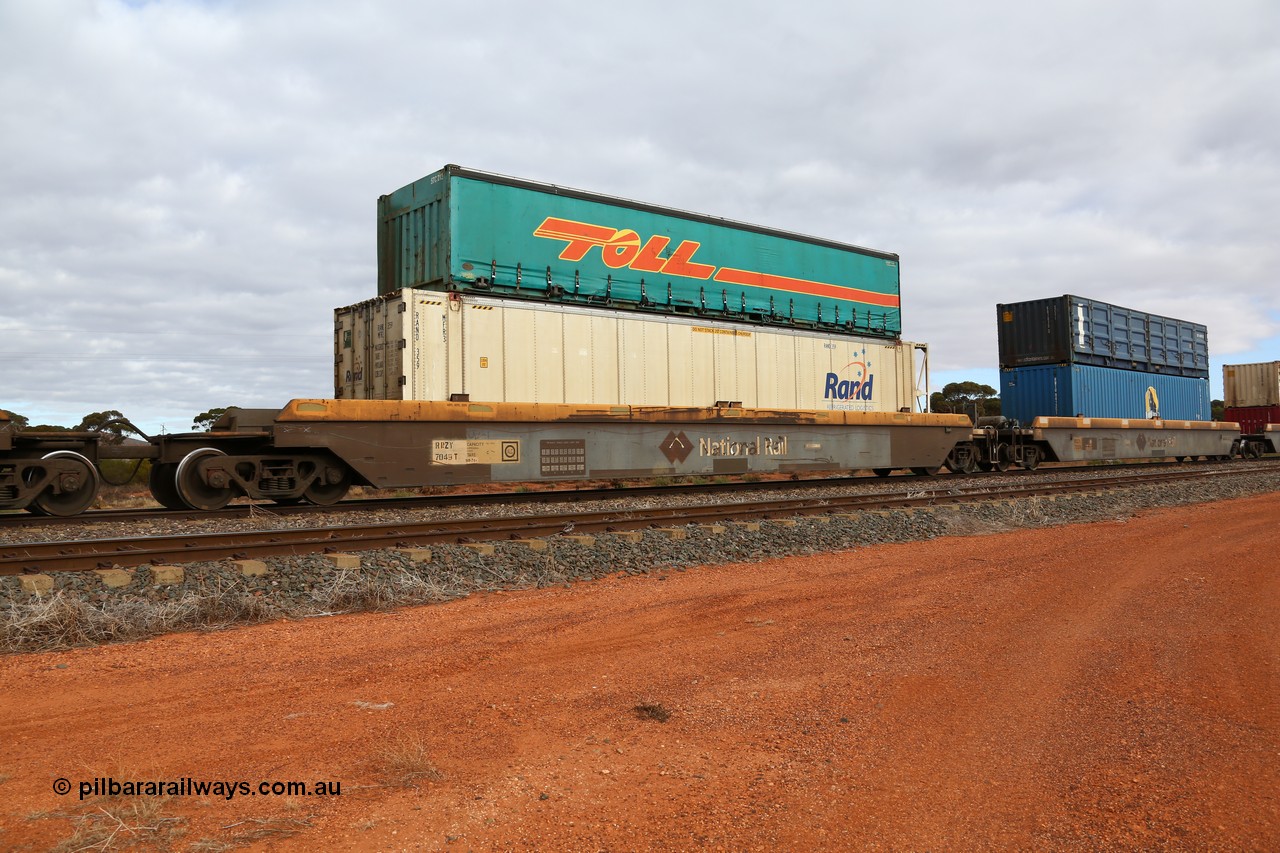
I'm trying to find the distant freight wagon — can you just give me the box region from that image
[1222,361,1280,435]
[377,165,903,339]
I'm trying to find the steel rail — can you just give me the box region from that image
[0,474,866,528]
[2,466,1264,575]
[4,458,1268,531]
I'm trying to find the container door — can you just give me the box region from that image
[414,297,450,400]
[667,321,695,406]
[686,325,715,406]
[462,302,507,402]
[334,307,354,398]
[562,313,595,404]
[733,329,757,407]
[753,329,779,410]
[713,329,739,405]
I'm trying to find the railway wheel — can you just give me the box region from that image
[148,462,187,510]
[1021,446,1042,470]
[911,466,941,476]
[27,451,100,517]
[872,468,894,478]
[945,445,980,475]
[175,447,236,511]
[303,464,352,506]
[1242,442,1263,459]
[993,443,1014,473]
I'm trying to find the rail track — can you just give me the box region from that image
[0,458,1251,531]
[5,463,1274,575]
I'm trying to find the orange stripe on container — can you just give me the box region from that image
[713,267,900,307]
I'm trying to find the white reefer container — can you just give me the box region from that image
[335,291,930,412]
[1222,361,1280,408]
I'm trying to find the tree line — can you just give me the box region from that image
[2,408,229,439]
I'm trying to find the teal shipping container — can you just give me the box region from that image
[378,166,902,339]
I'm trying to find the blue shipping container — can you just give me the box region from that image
[1000,364,1211,423]
[996,295,1209,378]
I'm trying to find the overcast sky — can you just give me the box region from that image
[3,0,1278,433]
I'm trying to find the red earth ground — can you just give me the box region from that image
[1,492,1277,851]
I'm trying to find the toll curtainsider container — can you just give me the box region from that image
[996,295,1208,378]
[999,363,1211,424]
[1223,406,1280,435]
[377,165,902,339]
[1222,361,1280,408]
[335,290,927,413]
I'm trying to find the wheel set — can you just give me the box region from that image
[148,448,352,510]
[23,451,101,517]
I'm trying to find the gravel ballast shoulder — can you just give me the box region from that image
[3,469,1278,652]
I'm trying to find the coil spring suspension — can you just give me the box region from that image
[259,477,296,494]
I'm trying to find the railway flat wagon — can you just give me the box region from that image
[946,415,1240,473]
[146,401,972,510]
[1223,362,1280,438]
[378,165,902,338]
[1262,424,1280,454]
[1024,417,1238,463]
[335,291,928,412]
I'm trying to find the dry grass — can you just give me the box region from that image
[308,568,456,614]
[372,734,444,788]
[221,816,313,844]
[36,793,183,853]
[1,587,281,654]
[3,554,587,654]
[188,840,233,853]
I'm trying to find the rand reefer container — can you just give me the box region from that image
[996,295,1208,378]
[377,165,902,339]
[999,363,1211,423]
[335,290,928,413]
[1222,361,1280,408]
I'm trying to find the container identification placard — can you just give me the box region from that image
[431,439,521,465]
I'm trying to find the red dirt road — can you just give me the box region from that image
[2,494,1278,851]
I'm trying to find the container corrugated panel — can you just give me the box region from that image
[335,290,925,412]
[996,295,1209,377]
[1223,406,1280,434]
[1222,362,1280,407]
[999,364,1211,423]
[377,165,902,339]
